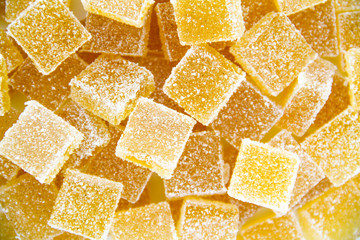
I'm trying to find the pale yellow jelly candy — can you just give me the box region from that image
[289,0,339,57]
[0,174,62,240]
[294,178,332,209]
[228,139,300,213]
[301,107,360,186]
[80,0,154,28]
[10,55,87,111]
[164,131,226,199]
[0,100,84,184]
[82,12,151,56]
[54,232,86,240]
[268,130,325,209]
[49,169,123,240]
[273,0,326,15]
[71,54,155,126]
[297,180,360,240]
[163,45,246,125]
[210,78,283,149]
[241,0,277,30]
[85,125,152,203]
[241,212,304,240]
[170,0,245,45]
[0,28,23,73]
[7,0,91,75]
[117,186,151,211]
[346,48,360,110]
[277,58,336,137]
[0,54,10,116]
[334,0,360,11]
[0,210,17,240]
[111,202,177,240]
[116,97,196,179]
[177,197,239,240]
[230,12,317,96]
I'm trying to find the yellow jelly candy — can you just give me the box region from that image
[0,28,23,73]
[0,54,10,116]
[54,232,86,240]
[334,0,360,12]
[294,178,332,209]
[345,48,360,110]
[274,0,326,15]
[241,0,277,30]
[117,186,151,211]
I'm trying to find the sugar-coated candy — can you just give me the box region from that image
[117,187,151,211]
[0,100,84,184]
[334,0,360,11]
[273,0,326,15]
[294,178,332,209]
[0,54,10,116]
[163,45,246,125]
[116,97,196,179]
[170,0,245,45]
[210,78,283,148]
[54,232,86,240]
[0,28,23,73]
[177,197,239,240]
[345,48,360,110]
[241,0,277,30]
[7,0,91,75]
[0,174,62,240]
[228,139,300,213]
[71,54,154,125]
[80,0,155,28]
[164,131,226,199]
[49,169,123,240]
[111,202,177,240]
[230,12,317,96]
[0,210,17,240]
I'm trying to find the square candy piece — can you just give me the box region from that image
[164,131,226,199]
[228,139,300,213]
[241,0,277,30]
[116,98,196,179]
[81,0,154,28]
[346,48,360,110]
[274,0,326,15]
[49,169,123,240]
[111,202,177,240]
[230,12,317,96]
[171,0,245,45]
[301,107,360,186]
[0,28,23,73]
[210,78,283,149]
[71,54,155,125]
[163,45,246,125]
[0,100,84,184]
[7,0,91,75]
[178,197,239,240]
[0,54,10,116]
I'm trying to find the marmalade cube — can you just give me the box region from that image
[0,28,23,73]
[0,100,84,184]
[0,54,10,116]
[111,202,177,240]
[7,0,91,75]
[273,0,326,15]
[70,54,155,125]
[241,0,277,30]
[49,169,123,240]
[345,48,360,110]
[230,12,317,96]
[228,139,300,213]
[163,45,246,125]
[116,97,196,179]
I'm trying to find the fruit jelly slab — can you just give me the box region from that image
[230,12,317,96]
[163,44,246,125]
[345,48,360,110]
[116,97,196,179]
[0,54,10,116]
[0,28,23,73]
[241,0,277,30]
[273,0,327,15]
[0,100,84,184]
[7,0,91,75]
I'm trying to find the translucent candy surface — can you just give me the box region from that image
[241,0,277,30]
[0,210,17,240]
[80,0,155,28]
[289,0,338,57]
[116,98,196,179]
[276,58,336,136]
[334,0,360,11]
[230,12,317,96]
[295,178,332,209]
[163,45,246,125]
[164,131,226,199]
[0,28,23,73]
[10,54,87,111]
[345,48,360,110]
[49,169,123,240]
[85,125,152,203]
[210,78,283,148]
[82,12,151,56]
[228,139,300,213]
[71,54,155,125]
[111,202,177,240]
[0,100,84,184]
[273,0,326,15]
[171,0,245,45]
[0,54,10,116]
[0,174,62,240]
[7,0,91,75]
[301,107,360,186]
[177,197,239,240]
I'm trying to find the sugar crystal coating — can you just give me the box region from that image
[111,202,177,240]
[163,45,246,125]
[228,139,300,213]
[54,232,86,240]
[345,48,360,110]
[0,28,23,73]
[7,0,91,75]
[49,169,123,240]
[230,12,317,96]
[0,54,10,116]
[0,100,84,184]
[117,186,151,211]
[273,0,327,15]
[71,54,155,125]
[116,97,196,179]
[241,0,277,30]
[0,210,17,240]
[334,0,360,11]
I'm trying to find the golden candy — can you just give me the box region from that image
[345,48,360,110]
[0,54,10,116]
